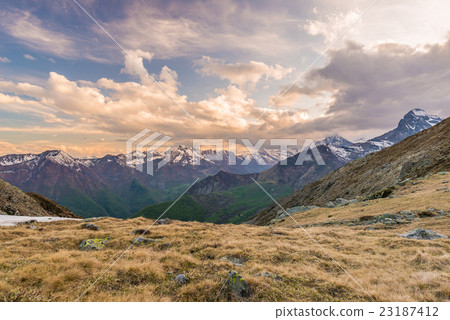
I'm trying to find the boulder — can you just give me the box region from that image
[400,228,448,240]
[226,271,250,297]
[79,238,109,251]
[131,229,150,235]
[81,223,99,230]
[220,256,246,267]
[132,236,157,245]
[154,218,170,225]
[174,274,189,285]
[18,219,37,226]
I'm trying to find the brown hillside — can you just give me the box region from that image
[247,117,450,225]
[0,179,79,218]
[26,193,81,219]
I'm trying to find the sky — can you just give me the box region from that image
[0,0,449,156]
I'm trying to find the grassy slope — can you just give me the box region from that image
[205,183,293,224]
[57,180,192,219]
[0,173,448,302]
[131,182,293,224]
[131,196,209,222]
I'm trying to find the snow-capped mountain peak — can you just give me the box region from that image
[317,108,442,162]
[372,108,442,144]
[321,135,353,148]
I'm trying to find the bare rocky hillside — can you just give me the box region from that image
[0,179,79,218]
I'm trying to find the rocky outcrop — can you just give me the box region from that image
[226,271,250,297]
[400,228,448,240]
[79,238,110,250]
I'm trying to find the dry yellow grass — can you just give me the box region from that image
[0,174,448,302]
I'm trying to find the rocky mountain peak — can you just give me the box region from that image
[373,108,442,144]
[321,135,353,148]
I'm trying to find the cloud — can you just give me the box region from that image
[120,49,154,81]
[0,49,310,154]
[24,54,36,61]
[0,9,112,63]
[303,9,361,43]
[272,36,450,134]
[194,56,293,89]
[0,57,11,63]
[0,10,76,59]
[104,0,295,59]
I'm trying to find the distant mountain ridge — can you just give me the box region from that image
[132,108,444,224]
[0,146,294,218]
[189,108,443,194]
[0,108,442,220]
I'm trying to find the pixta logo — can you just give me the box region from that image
[126,129,172,175]
[126,130,325,176]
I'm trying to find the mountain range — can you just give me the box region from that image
[0,144,296,218]
[131,108,444,223]
[0,108,442,220]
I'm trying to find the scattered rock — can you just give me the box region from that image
[17,219,37,226]
[226,271,250,297]
[400,228,448,240]
[174,274,189,285]
[27,225,38,230]
[131,229,150,235]
[418,210,436,218]
[220,256,246,267]
[132,236,158,245]
[79,238,109,251]
[324,201,336,208]
[436,188,448,191]
[256,272,282,280]
[325,198,358,208]
[398,178,410,186]
[359,215,375,222]
[438,171,448,175]
[81,223,99,231]
[154,218,170,225]
[366,187,395,200]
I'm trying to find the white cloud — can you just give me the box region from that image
[195,56,293,89]
[0,50,310,153]
[24,54,36,61]
[120,49,154,81]
[303,9,361,43]
[0,57,11,63]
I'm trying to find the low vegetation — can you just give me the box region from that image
[0,174,448,301]
[132,182,293,224]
